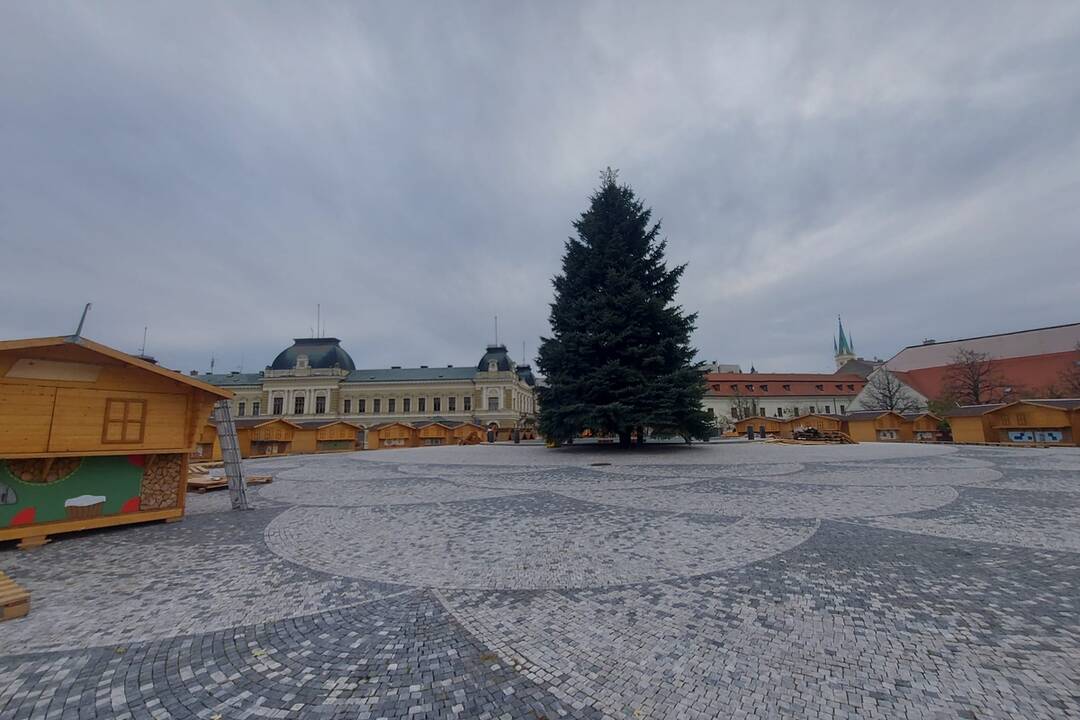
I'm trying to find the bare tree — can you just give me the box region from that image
[1058,343,1080,397]
[862,369,923,413]
[942,348,1013,405]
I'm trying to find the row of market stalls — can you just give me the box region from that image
[733,399,1080,446]
[732,411,943,442]
[192,417,490,459]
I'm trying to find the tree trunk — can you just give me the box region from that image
[635,425,646,446]
[618,430,632,449]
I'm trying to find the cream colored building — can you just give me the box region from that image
[199,338,537,439]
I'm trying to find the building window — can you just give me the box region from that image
[463,396,471,412]
[373,399,381,413]
[315,396,326,414]
[793,407,800,416]
[252,401,260,416]
[825,405,831,414]
[448,397,457,412]
[489,361,498,372]
[761,385,768,392]
[403,398,411,413]
[273,397,283,415]
[344,399,352,414]
[237,401,246,417]
[810,406,817,414]
[775,408,783,417]
[840,405,846,414]
[433,397,441,413]
[388,399,396,413]
[358,399,366,413]
[418,397,426,413]
[487,396,499,411]
[102,398,146,444]
[294,396,305,415]
[783,384,791,391]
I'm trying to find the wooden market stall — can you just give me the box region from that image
[943,405,1002,444]
[367,421,418,449]
[0,335,231,548]
[452,422,486,445]
[733,416,789,438]
[234,418,301,457]
[842,410,910,442]
[192,420,222,461]
[982,399,1080,445]
[294,420,364,453]
[785,413,845,438]
[903,412,944,442]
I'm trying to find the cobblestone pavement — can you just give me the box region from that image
[2,442,1079,719]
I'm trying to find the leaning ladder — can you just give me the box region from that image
[212,400,251,511]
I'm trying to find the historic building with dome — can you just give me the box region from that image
[198,338,537,438]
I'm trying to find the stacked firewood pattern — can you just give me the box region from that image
[140,454,181,510]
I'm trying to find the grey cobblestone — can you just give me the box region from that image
[1,442,1077,718]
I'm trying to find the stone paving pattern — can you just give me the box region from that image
[2,442,1079,718]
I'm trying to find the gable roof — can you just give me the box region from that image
[294,419,363,430]
[942,404,1005,417]
[990,398,1080,413]
[234,418,303,430]
[0,335,232,399]
[843,410,905,421]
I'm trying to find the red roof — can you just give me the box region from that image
[893,350,1079,400]
[706,372,866,398]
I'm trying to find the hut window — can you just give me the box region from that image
[237,401,246,417]
[273,397,283,415]
[358,399,366,413]
[403,398,411,413]
[373,399,381,413]
[449,397,457,412]
[252,401,260,416]
[463,396,471,412]
[343,399,352,414]
[315,396,326,414]
[418,397,426,412]
[434,397,441,412]
[294,396,305,414]
[388,399,396,413]
[102,399,147,444]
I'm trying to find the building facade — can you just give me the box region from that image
[850,322,1080,411]
[199,338,537,438]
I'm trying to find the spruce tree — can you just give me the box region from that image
[537,169,713,447]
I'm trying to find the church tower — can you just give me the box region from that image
[834,316,856,369]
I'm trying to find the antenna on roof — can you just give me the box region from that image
[494,315,499,346]
[317,303,321,338]
[72,302,92,338]
[210,355,216,374]
[139,326,148,356]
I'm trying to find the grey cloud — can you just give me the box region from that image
[2,2,1079,374]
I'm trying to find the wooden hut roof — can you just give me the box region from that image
[0,335,233,399]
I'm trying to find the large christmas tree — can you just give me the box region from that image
[537,169,713,447]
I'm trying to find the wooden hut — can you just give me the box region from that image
[785,413,844,438]
[842,410,909,442]
[733,416,789,438]
[234,418,301,457]
[192,420,222,461]
[367,421,418,449]
[294,420,363,453]
[415,420,458,446]
[452,422,486,445]
[0,335,231,548]
[943,404,1003,444]
[903,412,944,442]
[983,399,1080,445]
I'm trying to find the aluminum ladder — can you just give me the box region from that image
[212,400,251,511]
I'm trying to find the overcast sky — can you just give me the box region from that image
[3,3,1080,375]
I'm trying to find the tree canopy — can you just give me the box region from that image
[536,169,713,447]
